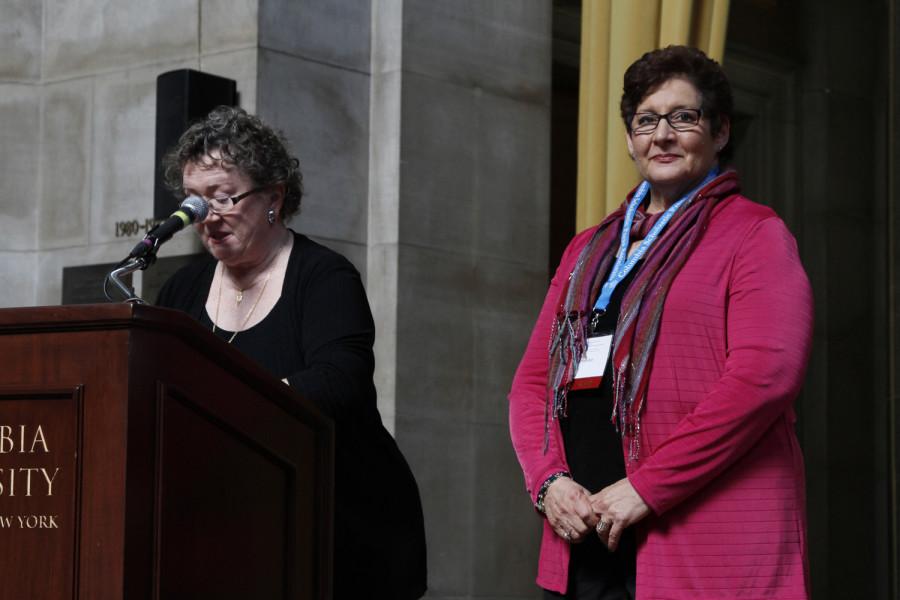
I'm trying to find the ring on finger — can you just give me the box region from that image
[596,520,611,534]
[562,530,572,541]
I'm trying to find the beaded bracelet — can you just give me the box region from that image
[535,471,571,514]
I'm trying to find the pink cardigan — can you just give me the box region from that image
[509,185,813,598]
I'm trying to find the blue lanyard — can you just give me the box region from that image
[593,168,719,313]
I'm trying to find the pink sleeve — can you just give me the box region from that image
[508,229,595,504]
[628,217,814,515]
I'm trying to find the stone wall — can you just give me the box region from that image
[0,0,260,308]
[392,3,551,597]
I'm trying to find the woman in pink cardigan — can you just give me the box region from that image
[509,46,813,599]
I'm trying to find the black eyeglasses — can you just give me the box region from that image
[630,108,703,134]
[200,187,266,214]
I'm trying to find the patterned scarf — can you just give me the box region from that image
[546,171,739,459]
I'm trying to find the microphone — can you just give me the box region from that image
[129,195,208,258]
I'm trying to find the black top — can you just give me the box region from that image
[156,231,427,600]
[558,261,642,581]
[559,263,643,492]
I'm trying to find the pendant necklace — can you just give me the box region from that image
[213,263,271,344]
[235,277,265,306]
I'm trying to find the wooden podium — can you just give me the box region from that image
[0,304,333,600]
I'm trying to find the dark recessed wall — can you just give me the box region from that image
[727,0,891,598]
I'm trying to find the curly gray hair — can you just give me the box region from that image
[162,105,304,219]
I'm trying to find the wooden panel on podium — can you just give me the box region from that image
[0,304,333,600]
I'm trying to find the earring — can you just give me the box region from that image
[267,208,277,225]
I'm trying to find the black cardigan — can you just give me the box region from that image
[156,231,427,599]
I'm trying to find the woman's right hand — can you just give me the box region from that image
[543,477,598,543]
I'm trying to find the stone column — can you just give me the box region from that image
[392,3,552,597]
[258,2,555,595]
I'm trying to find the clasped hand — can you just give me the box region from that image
[543,477,650,551]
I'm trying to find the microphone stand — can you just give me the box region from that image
[104,236,163,304]
[104,196,208,304]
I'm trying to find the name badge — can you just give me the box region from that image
[571,335,612,390]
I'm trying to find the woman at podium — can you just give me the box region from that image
[155,105,427,600]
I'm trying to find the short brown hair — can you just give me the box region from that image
[620,45,733,160]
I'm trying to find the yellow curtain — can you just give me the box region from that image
[575,0,730,231]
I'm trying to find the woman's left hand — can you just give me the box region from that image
[589,478,651,551]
